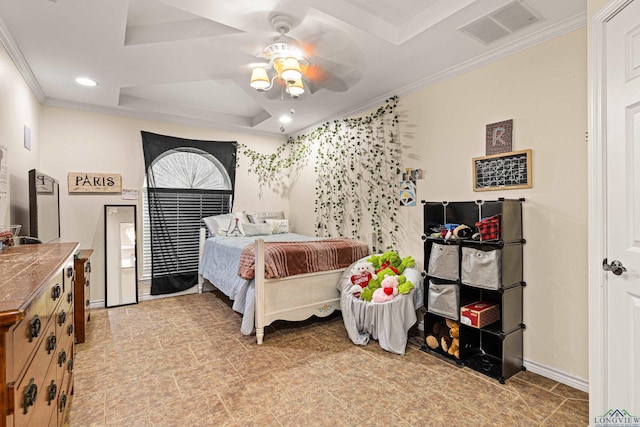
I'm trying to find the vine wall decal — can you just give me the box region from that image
[240,96,400,251]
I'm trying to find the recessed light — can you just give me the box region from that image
[279,115,292,124]
[75,77,98,87]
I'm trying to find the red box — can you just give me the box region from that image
[460,301,500,328]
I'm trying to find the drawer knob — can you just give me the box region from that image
[86,279,90,287]
[66,266,74,278]
[47,333,57,354]
[67,323,74,337]
[23,378,37,414]
[67,358,74,373]
[58,349,67,367]
[59,391,68,413]
[58,310,67,326]
[29,315,41,342]
[86,299,90,307]
[87,261,91,273]
[67,291,73,303]
[52,284,61,300]
[47,380,57,405]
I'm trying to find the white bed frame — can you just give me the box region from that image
[254,238,343,344]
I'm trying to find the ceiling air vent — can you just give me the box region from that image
[460,0,542,45]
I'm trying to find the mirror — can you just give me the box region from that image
[28,169,61,243]
[105,205,138,307]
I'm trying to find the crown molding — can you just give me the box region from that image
[0,13,46,102]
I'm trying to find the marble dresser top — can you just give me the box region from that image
[0,242,78,325]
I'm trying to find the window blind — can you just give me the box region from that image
[143,189,230,280]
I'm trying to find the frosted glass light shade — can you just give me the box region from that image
[250,67,270,90]
[286,79,304,97]
[280,57,302,83]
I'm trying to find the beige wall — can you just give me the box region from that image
[0,43,41,227]
[291,28,589,381]
[39,107,287,304]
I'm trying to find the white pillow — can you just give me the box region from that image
[220,214,246,236]
[248,211,285,224]
[203,213,233,235]
[243,223,273,236]
[203,213,245,236]
[265,219,289,234]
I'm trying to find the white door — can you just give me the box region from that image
[593,0,640,421]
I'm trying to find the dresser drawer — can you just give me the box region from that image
[63,260,75,293]
[11,270,65,381]
[55,324,73,389]
[13,321,58,427]
[56,341,74,427]
[45,270,65,316]
[10,295,49,382]
[55,302,72,340]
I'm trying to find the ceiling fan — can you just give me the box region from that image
[248,13,362,99]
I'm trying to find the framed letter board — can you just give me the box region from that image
[472,149,532,192]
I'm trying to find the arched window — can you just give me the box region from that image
[147,148,231,190]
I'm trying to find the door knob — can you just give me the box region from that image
[603,258,627,276]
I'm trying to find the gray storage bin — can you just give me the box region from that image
[427,281,459,320]
[461,247,502,290]
[460,244,523,289]
[427,243,459,280]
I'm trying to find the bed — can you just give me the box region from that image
[198,232,369,343]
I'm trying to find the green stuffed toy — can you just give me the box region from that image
[360,251,416,301]
[368,251,415,275]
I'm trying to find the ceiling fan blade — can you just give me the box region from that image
[295,22,363,68]
[302,58,363,93]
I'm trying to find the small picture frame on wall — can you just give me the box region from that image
[486,119,513,155]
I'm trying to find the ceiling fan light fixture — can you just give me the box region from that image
[273,57,286,76]
[250,67,270,90]
[286,79,304,97]
[280,57,302,83]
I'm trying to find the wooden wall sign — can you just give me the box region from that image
[68,172,122,193]
[472,149,532,192]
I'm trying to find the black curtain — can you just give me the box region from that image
[141,131,237,295]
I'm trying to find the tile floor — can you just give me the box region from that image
[64,291,589,426]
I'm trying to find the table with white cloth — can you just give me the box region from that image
[337,264,424,355]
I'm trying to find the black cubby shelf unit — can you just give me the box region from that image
[420,198,526,384]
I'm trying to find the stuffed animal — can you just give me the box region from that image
[347,261,375,298]
[371,275,400,302]
[361,251,416,301]
[425,320,451,350]
[447,319,460,359]
[366,251,415,289]
[363,272,414,301]
[368,251,415,275]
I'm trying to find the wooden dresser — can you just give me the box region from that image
[73,250,93,344]
[0,242,78,427]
